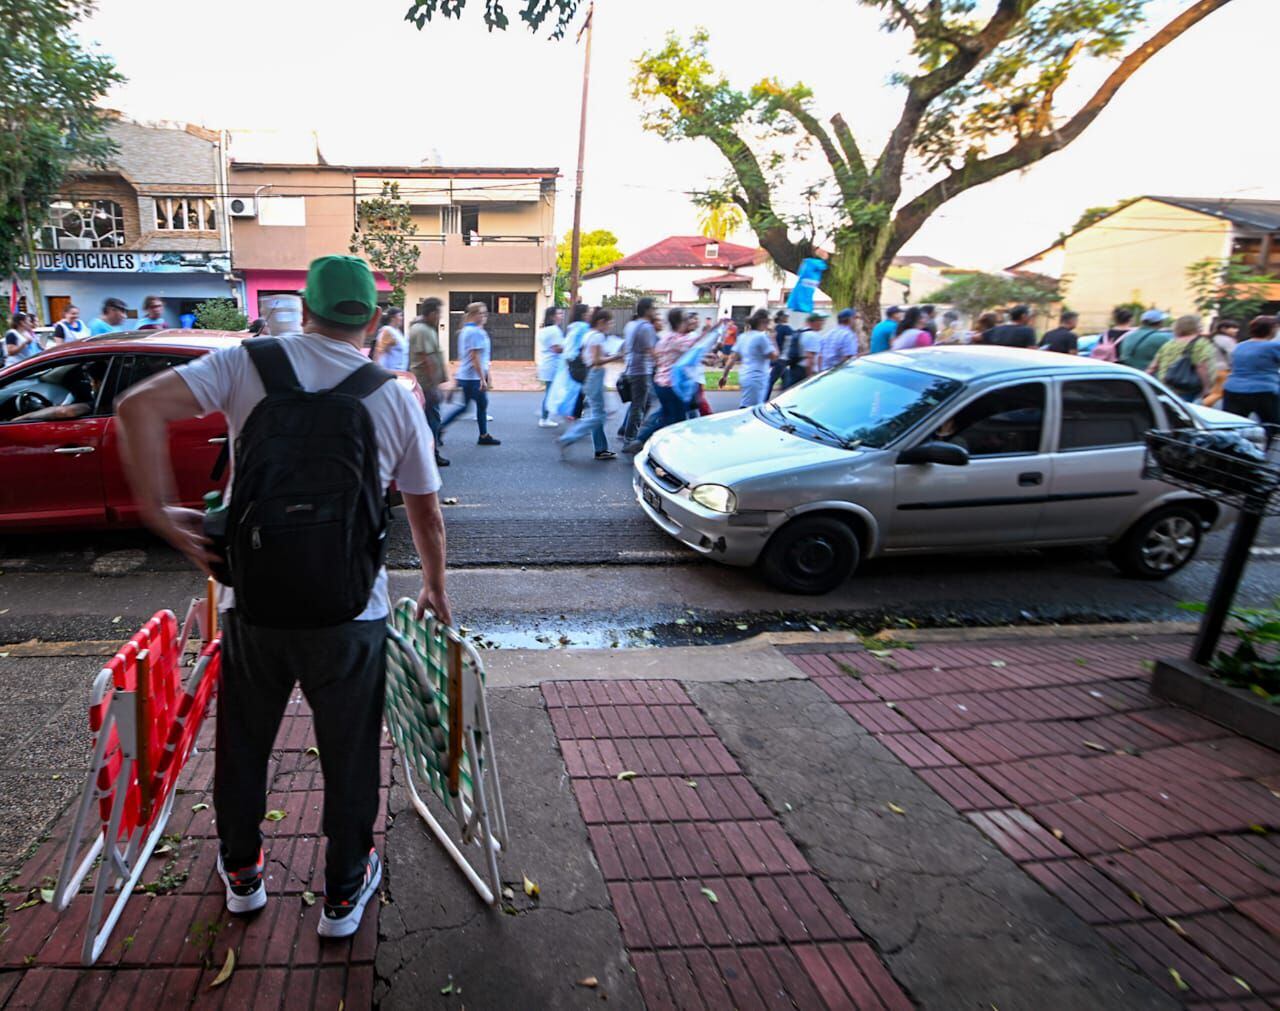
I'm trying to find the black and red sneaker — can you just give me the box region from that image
[318,849,382,939]
[217,848,267,914]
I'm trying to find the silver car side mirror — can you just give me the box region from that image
[897,441,970,466]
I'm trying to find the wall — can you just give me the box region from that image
[229,166,358,271]
[242,268,391,321]
[404,273,548,356]
[1061,198,1233,330]
[37,270,238,327]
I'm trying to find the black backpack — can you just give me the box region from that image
[226,338,394,628]
[1164,338,1204,397]
[787,329,808,367]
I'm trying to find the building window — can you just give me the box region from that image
[45,199,126,249]
[705,242,719,259]
[460,205,480,245]
[155,196,217,231]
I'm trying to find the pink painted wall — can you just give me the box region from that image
[242,269,391,319]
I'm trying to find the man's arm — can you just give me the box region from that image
[402,491,451,626]
[116,370,219,572]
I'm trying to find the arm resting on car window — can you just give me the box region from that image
[402,490,451,626]
[116,370,219,574]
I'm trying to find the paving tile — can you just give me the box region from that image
[1180,911,1280,996]
[1237,896,1280,937]
[630,950,677,1009]
[840,702,917,735]
[917,765,1012,811]
[1024,858,1143,925]
[712,947,768,1010]
[1096,848,1231,917]
[1099,920,1251,1001]
[966,808,1074,862]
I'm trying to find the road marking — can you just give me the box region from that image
[1251,546,1280,557]
[617,549,691,561]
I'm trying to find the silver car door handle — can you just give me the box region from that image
[54,446,95,455]
[208,436,228,444]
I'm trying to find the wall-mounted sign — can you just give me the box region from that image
[497,296,511,314]
[19,250,232,274]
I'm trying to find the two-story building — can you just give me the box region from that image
[1008,196,1280,330]
[23,115,237,327]
[228,161,557,359]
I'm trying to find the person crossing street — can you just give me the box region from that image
[441,301,501,446]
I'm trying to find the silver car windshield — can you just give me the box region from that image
[763,360,962,448]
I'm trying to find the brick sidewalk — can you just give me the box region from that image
[0,692,384,1007]
[792,635,1280,1005]
[544,679,912,1010]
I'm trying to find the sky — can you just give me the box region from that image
[78,0,1273,271]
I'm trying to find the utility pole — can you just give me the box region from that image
[567,1,594,310]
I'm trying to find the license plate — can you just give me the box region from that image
[641,484,663,514]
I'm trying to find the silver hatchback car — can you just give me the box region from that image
[633,346,1242,594]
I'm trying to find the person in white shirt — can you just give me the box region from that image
[819,309,858,372]
[535,306,565,427]
[114,254,449,942]
[719,308,778,407]
[54,304,86,342]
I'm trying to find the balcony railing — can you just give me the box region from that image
[409,233,545,246]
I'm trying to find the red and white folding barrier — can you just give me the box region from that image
[52,585,221,965]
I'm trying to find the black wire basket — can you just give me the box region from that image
[1144,426,1280,516]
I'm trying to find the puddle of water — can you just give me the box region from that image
[457,613,866,652]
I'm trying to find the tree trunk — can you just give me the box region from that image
[18,193,43,320]
[821,224,892,324]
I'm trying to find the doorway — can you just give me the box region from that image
[447,291,536,360]
[47,295,71,325]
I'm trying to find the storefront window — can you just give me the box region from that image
[155,196,217,231]
[45,199,126,249]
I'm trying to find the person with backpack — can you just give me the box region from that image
[768,310,793,397]
[114,254,450,940]
[1148,314,1217,402]
[781,311,824,389]
[558,308,623,460]
[440,301,501,446]
[619,297,658,442]
[1089,306,1135,362]
[1118,309,1172,372]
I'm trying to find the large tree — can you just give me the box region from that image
[554,227,622,304]
[0,0,122,308]
[405,0,1234,319]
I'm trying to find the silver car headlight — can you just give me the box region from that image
[690,484,737,513]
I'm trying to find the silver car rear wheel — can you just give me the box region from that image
[1109,505,1203,580]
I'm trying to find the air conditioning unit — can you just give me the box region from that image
[57,236,94,250]
[225,196,257,218]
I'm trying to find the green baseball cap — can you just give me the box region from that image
[304,255,378,326]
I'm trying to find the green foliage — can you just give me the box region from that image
[403,0,583,38]
[697,203,745,242]
[1187,255,1272,322]
[925,272,1063,317]
[194,299,247,331]
[601,287,653,310]
[1180,600,1280,702]
[555,228,622,306]
[349,181,420,312]
[0,0,123,281]
[1069,199,1134,235]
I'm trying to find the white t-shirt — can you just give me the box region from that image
[582,330,607,367]
[737,329,774,382]
[176,333,442,620]
[536,324,563,381]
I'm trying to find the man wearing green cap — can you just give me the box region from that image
[116,254,450,941]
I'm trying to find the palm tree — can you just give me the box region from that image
[697,203,745,242]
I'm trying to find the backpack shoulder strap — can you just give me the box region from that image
[244,337,301,395]
[331,361,395,399]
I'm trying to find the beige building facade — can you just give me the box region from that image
[230,163,557,359]
[1009,197,1280,331]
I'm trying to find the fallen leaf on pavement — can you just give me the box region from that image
[442,497,459,505]
[868,649,893,658]
[1168,968,1188,992]
[14,898,38,912]
[39,888,55,904]
[265,810,286,822]
[302,891,316,906]
[674,618,687,625]
[686,780,697,789]
[700,887,718,904]
[990,660,1007,668]
[523,874,540,899]
[1164,917,1186,936]
[616,771,637,781]
[1233,976,1253,993]
[1082,741,1107,752]
[501,886,514,901]
[1051,828,1065,841]
[192,803,209,812]
[305,746,320,758]
[210,948,235,989]
[153,844,172,857]
[735,624,748,631]
[440,983,455,996]
[887,803,906,815]
[577,977,599,989]
[1248,824,1267,835]
[111,616,122,624]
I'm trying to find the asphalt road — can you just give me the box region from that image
[3,391,1280,643]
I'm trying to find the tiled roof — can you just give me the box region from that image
[585,236,761,278]
[1149,196,1280,232]
[693,272,753,285]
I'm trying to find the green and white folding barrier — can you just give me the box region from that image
[384,598,508,904]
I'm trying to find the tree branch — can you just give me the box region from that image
[705,127,804,272]
[830,114,867,185]
[773,94,857,200]
[873,0,1028,204]
[889,0,1235,257]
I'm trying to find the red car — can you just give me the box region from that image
[0,330,425,531]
